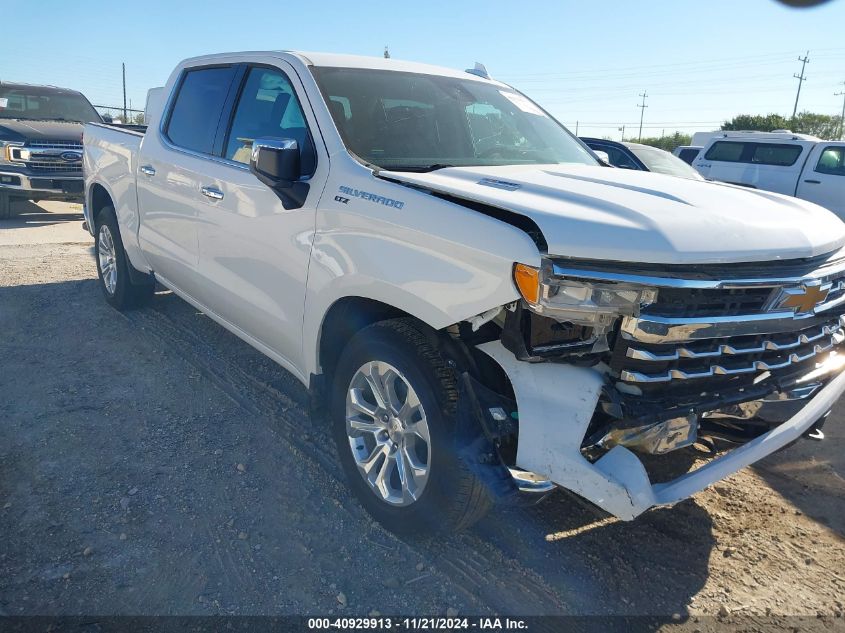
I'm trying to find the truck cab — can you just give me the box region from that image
[0,82,103,219]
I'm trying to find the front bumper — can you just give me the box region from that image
[0,168,84,201]
[479,340,845,520]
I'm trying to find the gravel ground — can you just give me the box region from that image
[1,202,844,627]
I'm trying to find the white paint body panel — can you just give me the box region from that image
[384,164,845,264]
[83,50,845,521]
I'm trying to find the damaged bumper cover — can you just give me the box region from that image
[478,340,845,520]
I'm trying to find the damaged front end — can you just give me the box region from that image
[465,253,845,501]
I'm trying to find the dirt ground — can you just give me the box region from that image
[1,201,844,627]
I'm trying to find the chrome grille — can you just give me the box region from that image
[11,140,83,174]
[618,317,844,383]
[27,140,83,149]
[28,161,83,173]
[647,286,774,318]
[613,272,845,385]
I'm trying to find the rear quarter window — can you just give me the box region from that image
[678,148,700,164]
[704,141,744,162]
[165,66,237,155]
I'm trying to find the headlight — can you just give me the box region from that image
[0,140,23,164]
[513,261,658,327]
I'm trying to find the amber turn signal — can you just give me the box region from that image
[513,263,540,304]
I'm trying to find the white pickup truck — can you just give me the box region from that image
[693,131,845,219]
[83,51,845,534]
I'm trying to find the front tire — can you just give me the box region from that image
[331,318,493,535]
[95,206,154,310]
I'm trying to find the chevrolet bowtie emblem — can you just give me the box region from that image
[776,284,830,314]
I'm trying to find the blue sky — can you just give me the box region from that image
[4,0,845,139]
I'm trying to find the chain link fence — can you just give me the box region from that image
[94,105,146,124]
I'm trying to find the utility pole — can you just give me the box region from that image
[836,81,845,140]
[636,91,648,141]
[619,125,625,142]
[122,62,127,122]
[575,121,579,135]
[791,51,810,122]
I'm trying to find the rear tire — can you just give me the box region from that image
[330,318,493,535]
[95,206,154,310]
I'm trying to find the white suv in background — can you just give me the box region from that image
[693,131,845,219]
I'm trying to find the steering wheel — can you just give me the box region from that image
[476,145,522,160]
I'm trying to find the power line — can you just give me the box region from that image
[497,51,801,79]
[498,49,845,83]
[792,51,810,120]
[636,91,648,141]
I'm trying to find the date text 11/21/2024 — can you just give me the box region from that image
[306,617,529,630]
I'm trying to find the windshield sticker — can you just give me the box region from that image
[498,91,545,116]
[339,186,404,209]
[0,98,7,108]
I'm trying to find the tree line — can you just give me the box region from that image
[631,111,843,151]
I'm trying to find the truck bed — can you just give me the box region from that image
[82,122,146,254]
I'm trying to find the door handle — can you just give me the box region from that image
[804,179,821,184]
[140,165,156,176]
[200,186,224,200]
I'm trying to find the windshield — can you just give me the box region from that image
[627,145,703,180]
[0,86,101,123]
[311,67,597,171]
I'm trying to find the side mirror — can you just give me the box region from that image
[592,150,611,165]
[102,114,113,124]
[249,137,309,209]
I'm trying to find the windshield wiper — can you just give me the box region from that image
[384,164,456,173]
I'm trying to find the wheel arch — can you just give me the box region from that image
[88,182,114,225]
[316,296,417,382]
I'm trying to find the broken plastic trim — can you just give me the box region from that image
[500,301,608,362]
[454,372,553,506]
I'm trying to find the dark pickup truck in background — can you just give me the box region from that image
[0,82,103,219]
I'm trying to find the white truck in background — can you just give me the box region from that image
[83,51,845,535]
[692,131,845,219]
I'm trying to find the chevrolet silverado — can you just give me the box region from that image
[83,51,845,534]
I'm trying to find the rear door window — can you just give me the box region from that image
[750,143,802,166]
[165,66,237,155]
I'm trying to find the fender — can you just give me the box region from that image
[302,164,542,378]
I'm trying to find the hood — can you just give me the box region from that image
[0,119,84,143]
[381,164,845,265]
